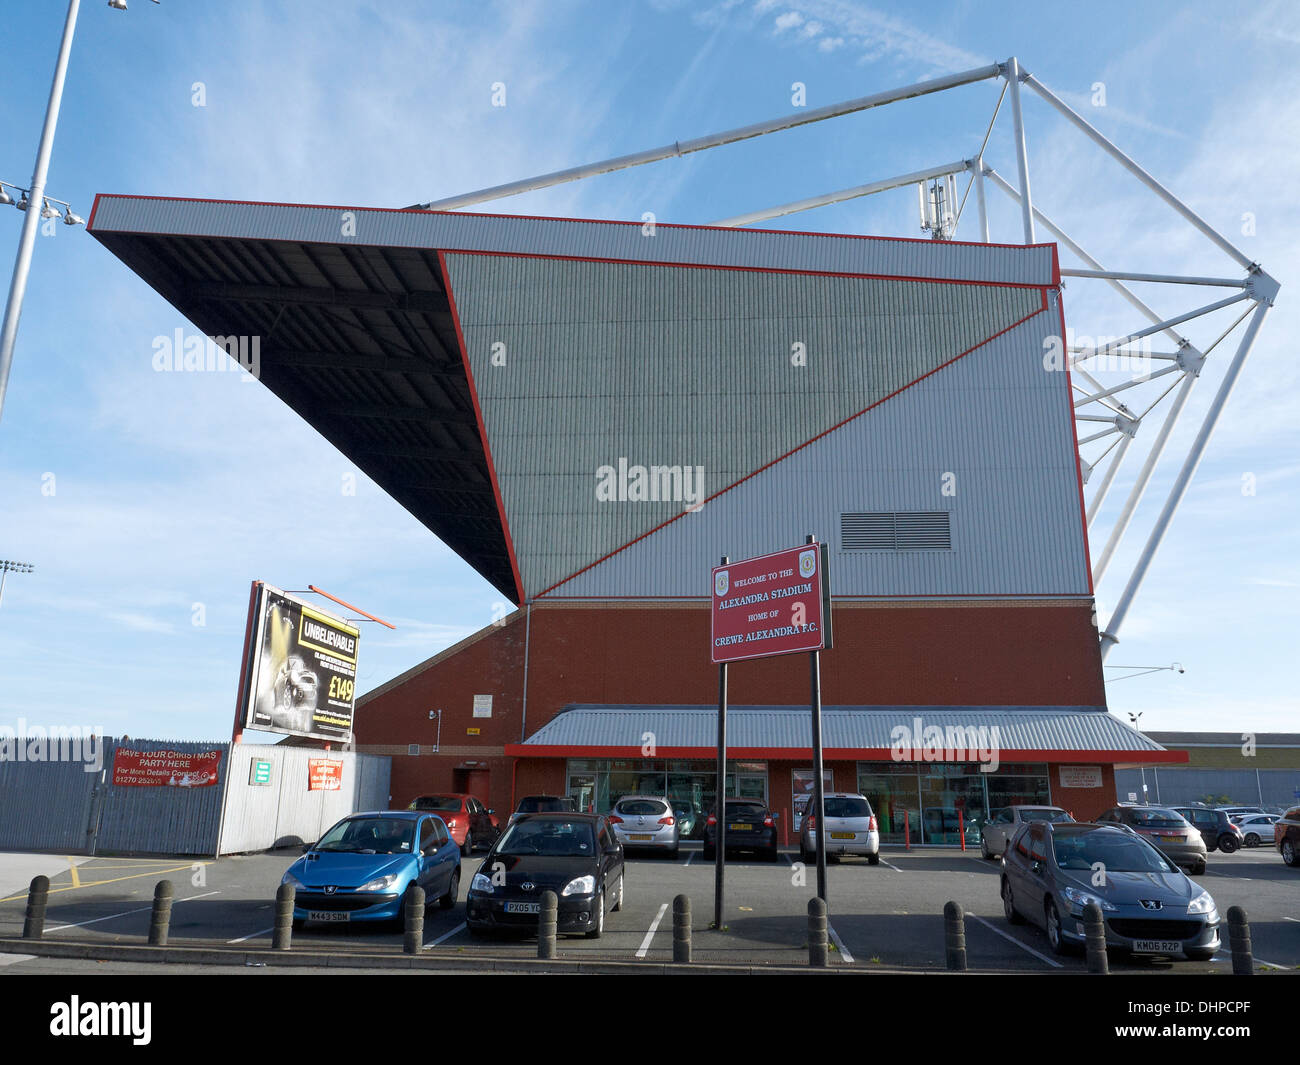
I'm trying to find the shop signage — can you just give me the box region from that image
[1059,765,1103,789]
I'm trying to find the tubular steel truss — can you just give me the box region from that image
[412,58,1279,660]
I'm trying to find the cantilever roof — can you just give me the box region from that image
[89,195,1061,602]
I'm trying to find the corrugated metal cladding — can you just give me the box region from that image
[218,745,392,855]
[554,300,1090,598]
[88,196,1057,284]
[0,750,101,852]
[445,253,1046,597]
[523,705,1162,752]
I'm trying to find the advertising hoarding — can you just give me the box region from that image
[113,748,222,788]
[237,582,362,742]
[307,758,344,791]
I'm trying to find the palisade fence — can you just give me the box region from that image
[0,737,390,857]
[1115,767,1300,809]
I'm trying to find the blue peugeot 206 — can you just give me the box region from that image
[281,810,462,929]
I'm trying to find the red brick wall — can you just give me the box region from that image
[357,599,1106,818]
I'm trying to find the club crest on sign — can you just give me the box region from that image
[715,570,729,597]
[799,549,817,578]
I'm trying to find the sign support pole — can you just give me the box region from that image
[714,554,728,931]
[807,535,828,906]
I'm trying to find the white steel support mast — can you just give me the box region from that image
[412,57,1279,661]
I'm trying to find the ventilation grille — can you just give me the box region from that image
[841,511,952,551]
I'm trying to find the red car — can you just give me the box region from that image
[1276,806,1300,867]
[407,794,500,856]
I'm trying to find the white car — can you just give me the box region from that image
[608,796,679,856]
[981,805,1074,859]
[1235,813,1279,847]
[800,793,880,864]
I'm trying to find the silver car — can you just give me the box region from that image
[609,796,679,856]
[800,793,880,864]
[981,805,1074,859]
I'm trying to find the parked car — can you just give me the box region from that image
[1171,806,1244,854]
[672,801,701,840]
[609,795,679,856]
[407,794,500,855]
[980,805,1073,859]
[281,811,462,929]
[703,799,779,861]
[466,812,624,938]
[1276,806,1300,867]
[507,794,577,827]
[1235,813,1279,847]
[1096,805,1207,874]
[1000,821,1220,960]
[1216,806,1268,822]
[799,793,880,864]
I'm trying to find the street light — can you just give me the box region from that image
[0,0,158,428]
[0,560,35,608]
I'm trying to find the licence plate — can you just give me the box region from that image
[307,911,349,923]
[729,823,752,831]
[830,832,855,840]
[630,833,654,840]
[505,901,540,914]
[1131,939,1182,954]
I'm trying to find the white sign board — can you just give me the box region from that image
[1059,765,1103,789]
[472,694,493,719]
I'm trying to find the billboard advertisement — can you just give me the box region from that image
[113,748,223,788]
[238,582,362,742]
[711,544,831,664]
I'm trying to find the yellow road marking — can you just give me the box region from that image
[68,860,79,889]
[0,861,208,903]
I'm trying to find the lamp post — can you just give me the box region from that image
[0,0,156,427]
[0,560,35,607]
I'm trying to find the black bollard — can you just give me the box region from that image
[22,875,49,940]
[403,885,425,955]
[148,880,174,946]
[538,890,558,960]
[1227,906,1252,975]
[808,896,828,968]
[672,894,691,964]
[943,900,968,971]
[272,882,295,951]
[1083,901,1109,974]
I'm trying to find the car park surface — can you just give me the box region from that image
[1,844,1295,973]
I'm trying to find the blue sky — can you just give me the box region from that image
[0,0,1295,741]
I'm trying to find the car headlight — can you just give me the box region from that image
[357,874,400,893]
[1187,890,1216,916]
[281,872,304,889]
[1061,886,1117,912]
[561,875,596,896]
[471,873,495,894]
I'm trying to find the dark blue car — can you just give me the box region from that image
[281,810,462,928]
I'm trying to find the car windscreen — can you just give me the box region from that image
[1023,808,1072,823]
[316,818,415,854]
[495,820,596,857]
[413,797,461,812]
[1052,832,1175,873]
[616,800,668,816]
[823,798,872,818]
[1128,809,1188,828]
[517,797,571,813]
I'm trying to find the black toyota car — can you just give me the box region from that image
[466,812,624,938]
[702,799,779,861]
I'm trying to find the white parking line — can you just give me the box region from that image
[879,859,903,872]
[827,923,855,963]
[45,891,220,933]
[682,852,694,866]
[427,922,467,947]
[636,902,669,958]
[1284,916,1299,923]
[227,925,275,944]
[0,953,35,967]
[966,912,1064,969]
[1215,949,1290,971]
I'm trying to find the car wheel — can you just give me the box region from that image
[980,837,991,859]
[1217,833,1240,854]
[460,835,473,857]
[1245,833,1260,848]
[702,845,715,862]
[1002,878,1023,924]
[585,891,605,939]
[611,874,624,912]
[1190,859,1207,876]
[867,852,880,866]
[1045,899,1072,956]
[766,846,780,863]
[1282,839,1299,867]
[439,868,460,910]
